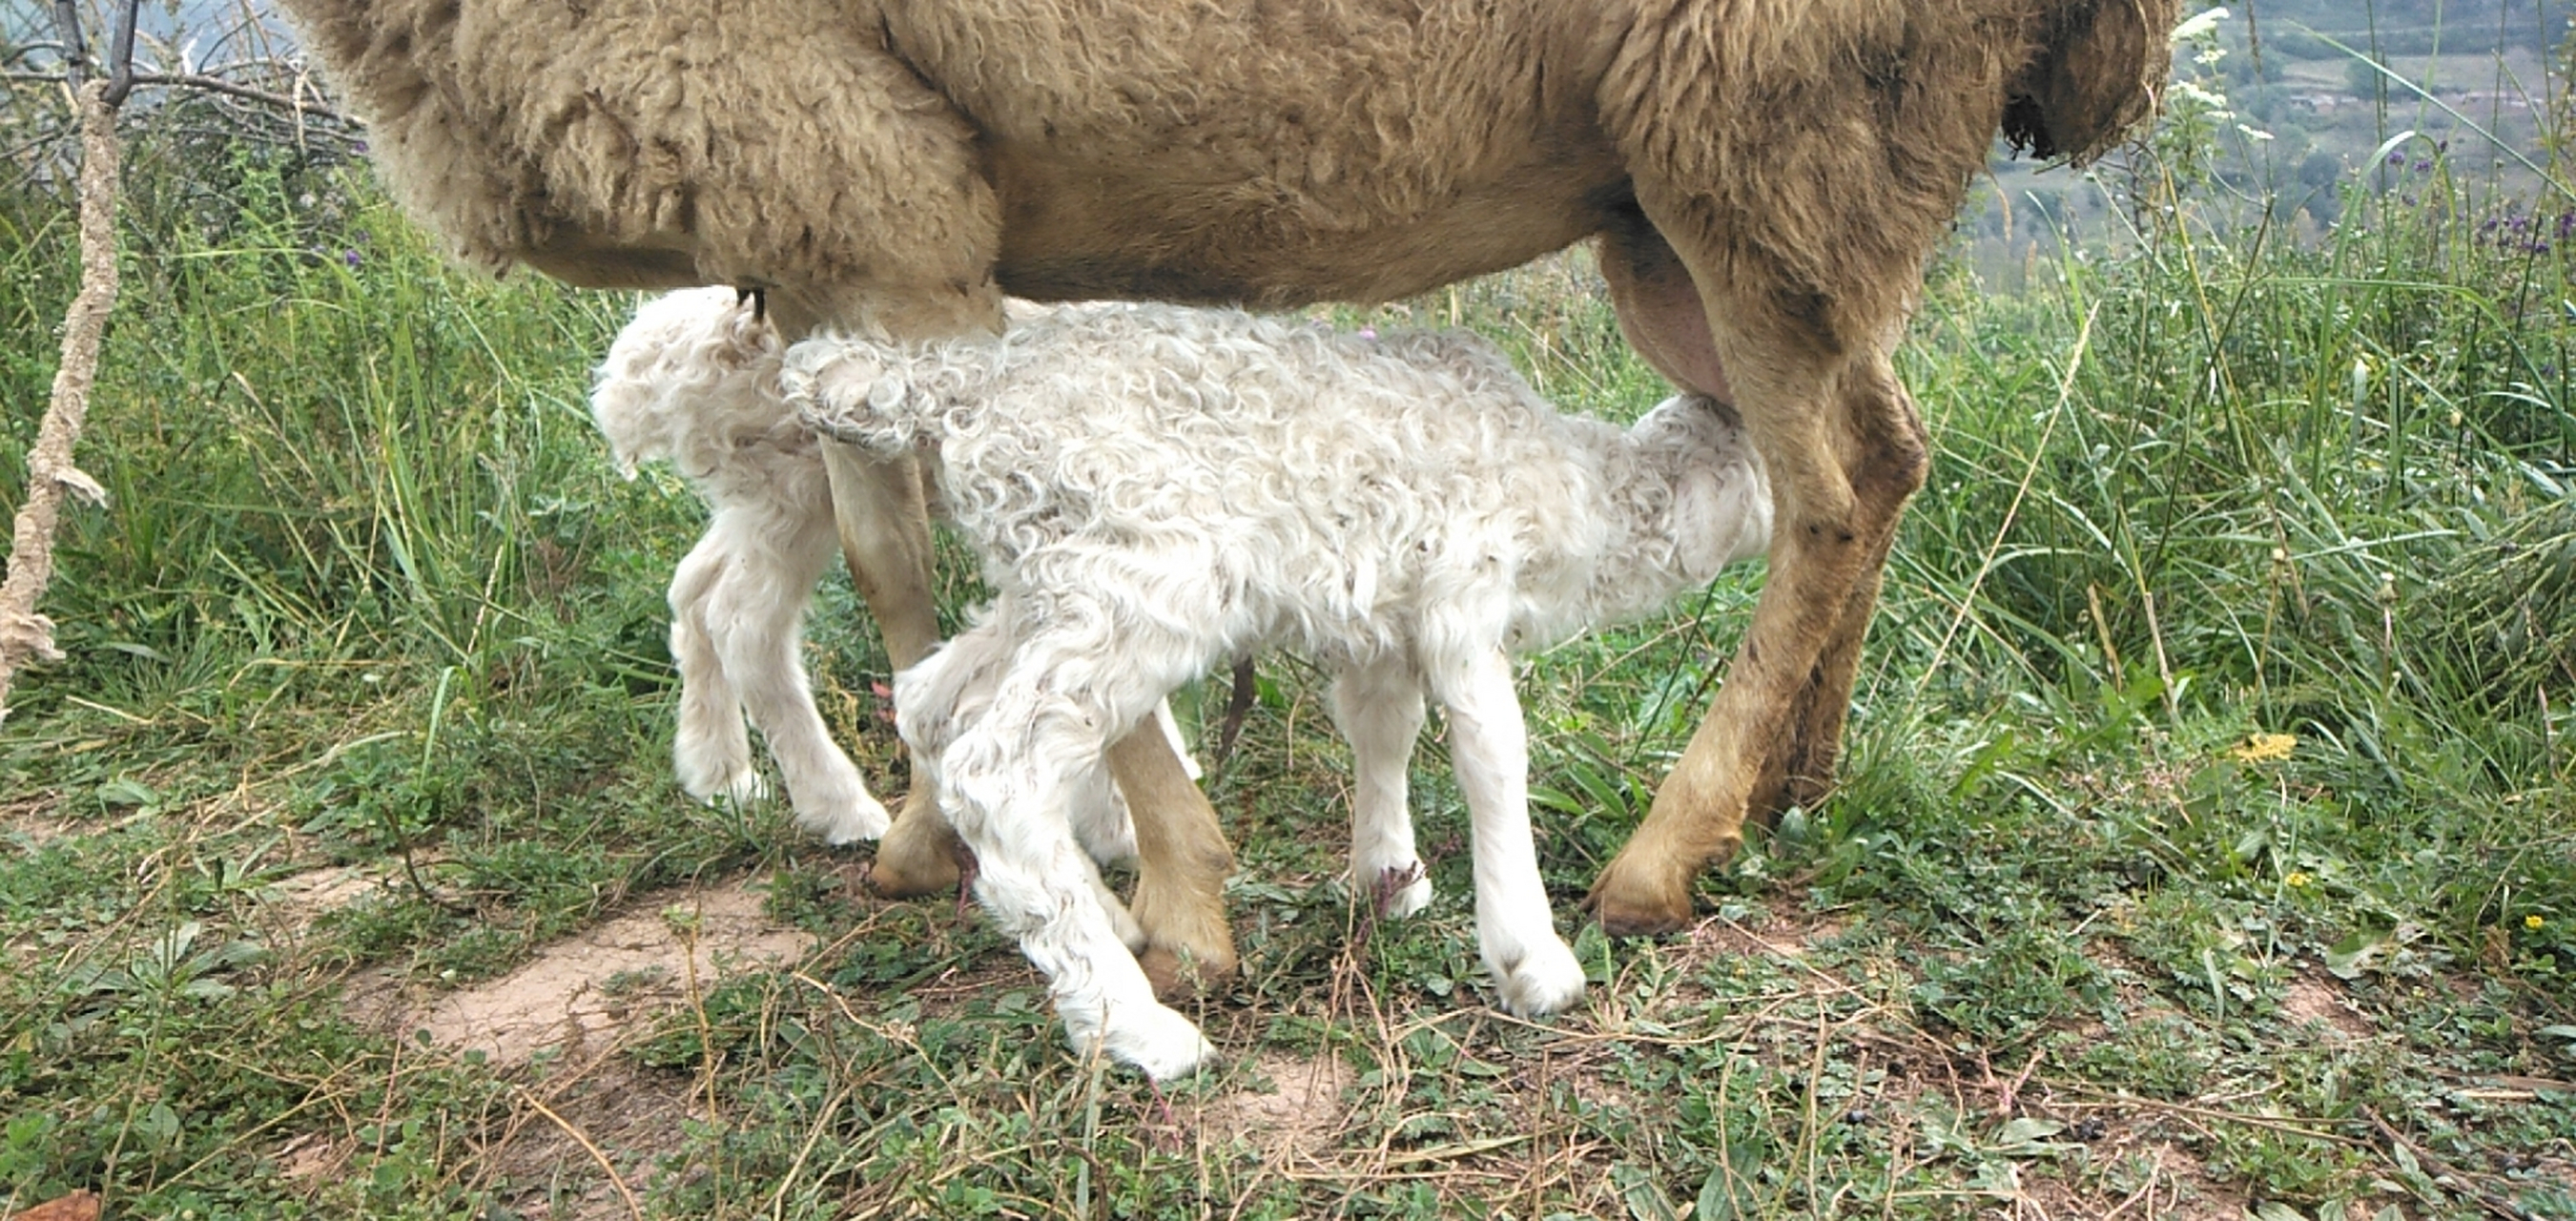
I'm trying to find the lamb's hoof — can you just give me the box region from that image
[1583,859,1695,938]
[1492,937,1587,1018]
[796,790,893,846]
[1371,862,1432,920]
[1139,942,1238,1001]
[679,761,767,807]
[1103,1004,1217,1082]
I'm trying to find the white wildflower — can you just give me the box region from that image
[2172,7,2229,42]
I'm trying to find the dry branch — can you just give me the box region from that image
[0,77,122,723]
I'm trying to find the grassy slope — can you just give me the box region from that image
[4,108,2575,1219]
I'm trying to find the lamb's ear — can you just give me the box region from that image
[1669,449,1774,581]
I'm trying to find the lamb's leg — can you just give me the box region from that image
[907,621,1148,953]
[903,625,1212,1080]
[1587,225,1928,934]
[1427,647,1585,1017]
[1329,655,1432,919]
[706,498,889,843]
[668,533,761,805]
[819,440,967,893]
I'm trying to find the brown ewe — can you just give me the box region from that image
[279,0,2177,1005]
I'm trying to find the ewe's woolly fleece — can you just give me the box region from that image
[791,302,1771,673]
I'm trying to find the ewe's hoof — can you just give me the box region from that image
[1493,937,1587,1018]
[1139,943,1238,1002]
[864,853,960,899]
[1584,863,1694,938]
[864,805,967,898]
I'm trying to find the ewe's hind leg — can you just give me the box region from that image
[1430,649,1585,1017]
[705,499,888,843]
[1330,656,1432,919]
[669,535,761,805]
[1744,485,1916,822]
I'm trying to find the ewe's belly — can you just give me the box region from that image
[988,145,1627,308]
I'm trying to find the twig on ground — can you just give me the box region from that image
[520,1088,646,1221]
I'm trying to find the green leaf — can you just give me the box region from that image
[2324,928,2388,980]
[1612,1164,1679,1221]
[1695,1139,1765,1220]
[96,776,158,808]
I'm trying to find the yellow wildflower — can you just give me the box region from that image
[2229,733,2298,762]
[2285,872,2313,889]
[2528,915,2547,931]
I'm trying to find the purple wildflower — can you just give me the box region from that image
[343,250,362,268]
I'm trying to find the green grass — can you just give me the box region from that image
[5,83,2576,1219]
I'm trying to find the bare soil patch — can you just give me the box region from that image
[361,876,814,1066]
[1198,1050,1357,1160]
[2282,970,2374,1041]
[0,795,68,849]
[323,875,813,1215]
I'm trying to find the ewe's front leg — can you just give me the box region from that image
[820,440,969,893]
[1329,656,1432,919]
[1589,345,1926,936]
[1431,649,1585,1018]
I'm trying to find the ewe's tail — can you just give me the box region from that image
[589,287,784,475]
[2003,0,2185,163]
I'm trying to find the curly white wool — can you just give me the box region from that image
[590,288,891,845]
[587,289,1155,883]
[790,302,1772,1079]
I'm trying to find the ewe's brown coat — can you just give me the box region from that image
[284,0,2175,961]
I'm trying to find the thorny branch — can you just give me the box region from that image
[0,0,143,723]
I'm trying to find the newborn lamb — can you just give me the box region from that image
[590,289,891,844]
[790,302,1772,1079]
[587,289,1176,899]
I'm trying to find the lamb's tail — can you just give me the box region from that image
[783,335,957,459]
[589,287,784,476]
[2002,0,2185,163]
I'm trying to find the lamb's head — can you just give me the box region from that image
[1628,395,1772,585]
[590,287,785,477]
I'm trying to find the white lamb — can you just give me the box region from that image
[587,289,1171,896]
[789,302,1774,1079]
[590,289,893,845]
